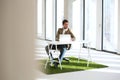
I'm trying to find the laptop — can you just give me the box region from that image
[59,34,71,42]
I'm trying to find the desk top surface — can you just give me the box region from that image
[48,40,91,45]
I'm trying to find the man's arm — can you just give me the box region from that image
[67,29,75,50]
[69,29,76,41]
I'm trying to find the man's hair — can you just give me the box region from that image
[62,19,68,25]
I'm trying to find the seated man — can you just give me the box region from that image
[45,19,75,67]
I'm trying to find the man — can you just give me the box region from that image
[45,19,75,67]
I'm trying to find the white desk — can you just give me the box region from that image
[45,40,91,70]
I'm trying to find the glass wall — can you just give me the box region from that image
[103,0,118,52]
[85,0,97,48]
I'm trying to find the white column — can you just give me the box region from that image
[68,0,74,28]
[64,0,68,19]
[118,0,120,54]
[0,0,35,80]
[96,0,102,50]
[64,0,74,28]
[42,0,46,39]
[80,0,83,41]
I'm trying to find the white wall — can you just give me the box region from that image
[0,0,36,80]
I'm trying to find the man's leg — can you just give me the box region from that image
[52,45,67,68]
[58,45,67,62]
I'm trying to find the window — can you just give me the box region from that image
[102,0,118,52]
[72,0,82,49]
[37,0,43,38]
[72,0,81,41]
[84,0,97,48]
[46,0,54,40]
[57,0,64,30]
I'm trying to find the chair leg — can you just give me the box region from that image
[78,44,82,63]
[45,58,49,69]
[87,59,90,67]
[78,53,80,63]
[87,53,91,67]
[45,51,54,69]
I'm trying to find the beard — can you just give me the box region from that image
[63,26,68,29]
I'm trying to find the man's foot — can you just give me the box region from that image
[63,57,70,62]
[53,62,59,68]
[53,58,58,61]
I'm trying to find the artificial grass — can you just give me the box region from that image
[38,57,108,74]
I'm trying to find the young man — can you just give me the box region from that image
[45,19,75,67]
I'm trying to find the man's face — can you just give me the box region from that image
[63,22,69,29]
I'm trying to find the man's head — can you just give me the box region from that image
[62,19,69,29]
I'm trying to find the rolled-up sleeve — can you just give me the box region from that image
[69,29,76,40]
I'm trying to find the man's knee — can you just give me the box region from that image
[60,48,66,53]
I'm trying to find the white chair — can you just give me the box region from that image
[45,43,63,70]
[45,42,72,70]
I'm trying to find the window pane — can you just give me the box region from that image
[103,0,118,52]
[57,0,64,30]
[46,0,53,40]
[37,0,43,37]
[72,0,82,49]
[85,0,97,48]
[72,0,81,41]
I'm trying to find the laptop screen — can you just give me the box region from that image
[59,34,71,42]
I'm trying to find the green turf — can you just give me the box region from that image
[38,57,108,74]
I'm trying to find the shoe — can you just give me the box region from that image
[53,62,59,68]
[63,57,70,62]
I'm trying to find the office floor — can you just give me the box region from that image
[35,40,120,80]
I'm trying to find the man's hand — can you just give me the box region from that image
[71,38,75,41]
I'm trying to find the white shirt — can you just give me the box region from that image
[63,28,68,34]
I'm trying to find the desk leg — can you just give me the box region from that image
[78,43,82,63]
[87,43,91,67]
